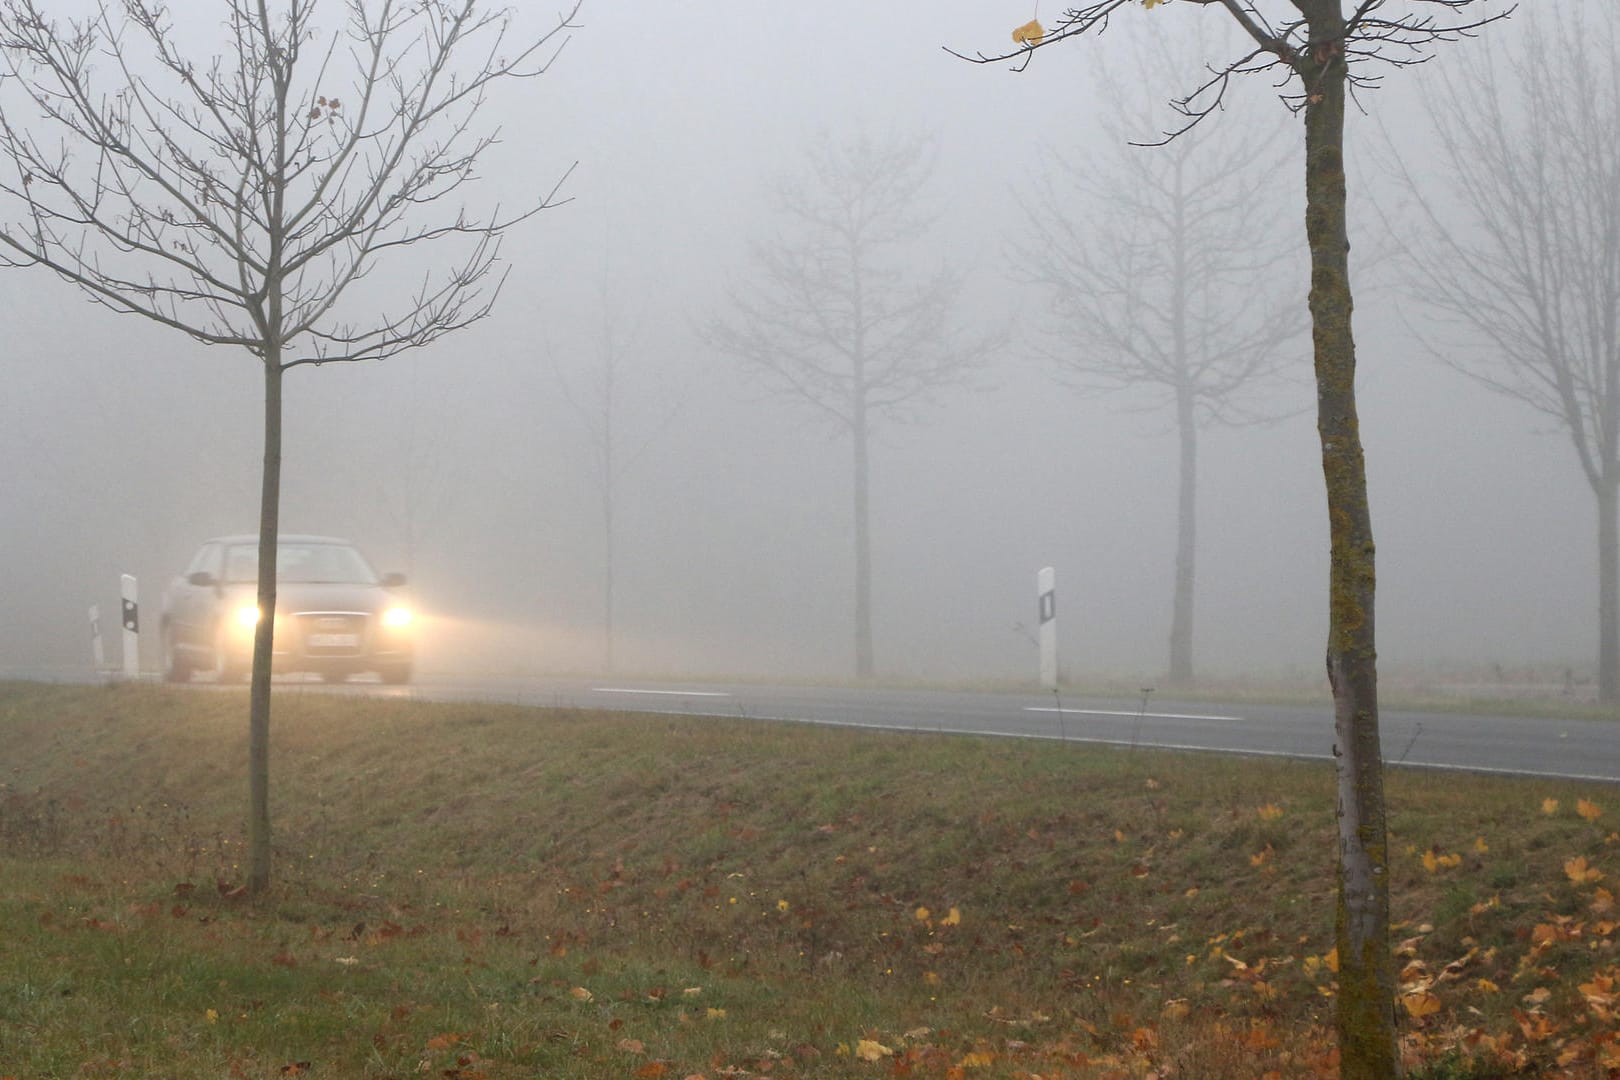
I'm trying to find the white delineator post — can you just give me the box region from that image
[1038,566,1058,690]
[89,605,106,670]
[120,574,139,680]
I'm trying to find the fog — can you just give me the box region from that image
[0,2,1592,691]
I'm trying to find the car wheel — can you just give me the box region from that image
[378,663,412,686]
[161,624,193,683]
[213,625,246,683]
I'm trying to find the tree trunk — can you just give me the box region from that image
[1169,385,1197,684]
[1299,6,1396,1076]
[604,468,617,674]
[853,400,874,679]
[1599,480,1617,704]
[248,358,283,895]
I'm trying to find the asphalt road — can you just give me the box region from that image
[329,674,1619,785]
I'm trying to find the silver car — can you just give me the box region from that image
[161,534,415,684]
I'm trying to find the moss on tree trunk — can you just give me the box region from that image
[1297,3,1396,1076]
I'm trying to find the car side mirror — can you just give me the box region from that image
[187,571,218,588]
[381,572,407,588]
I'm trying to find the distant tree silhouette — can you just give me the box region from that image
[704,131,990,679]
[1394,7,1620,704]
[1015,30,1304,685]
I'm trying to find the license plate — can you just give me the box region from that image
[307,633,358,648]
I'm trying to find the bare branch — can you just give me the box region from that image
[0,0,580,366]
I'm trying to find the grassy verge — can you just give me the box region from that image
[0,681,1615,1079]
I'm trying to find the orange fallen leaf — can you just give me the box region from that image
[1566,855,1605,885]
[1402,991,1442,1018]
[1579,798,1604,822]
[1542,798,1560,816]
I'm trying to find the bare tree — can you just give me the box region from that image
[552,276,681,674]
[958,2,1509,1076]
[1015,32,1304,685]
[703,131,990,680]
[1391,7,1620,704]
[0,0,579,892]
[368,360,462,582]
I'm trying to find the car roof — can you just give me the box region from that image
[206,534,356,546]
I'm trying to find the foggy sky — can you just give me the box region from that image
[0,1,1587,689]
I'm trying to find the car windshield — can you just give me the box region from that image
[222,542,379,585]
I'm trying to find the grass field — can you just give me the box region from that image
[0,681,1615,1079]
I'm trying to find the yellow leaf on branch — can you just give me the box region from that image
[1011,19,1044,46]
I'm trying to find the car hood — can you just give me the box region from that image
[223,582,398,616]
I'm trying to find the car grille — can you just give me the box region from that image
[294,612,369,657]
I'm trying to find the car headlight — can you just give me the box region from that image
[235,604,262,628]
[381,606,413,629]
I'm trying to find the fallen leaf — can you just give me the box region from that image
[1579,798,1604,822]
[1402,991,1442,1018]
[856,1039,893,1062]
[569,987,594,1002]
[1542,798,1561,816]
[1566,856,1605,885]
